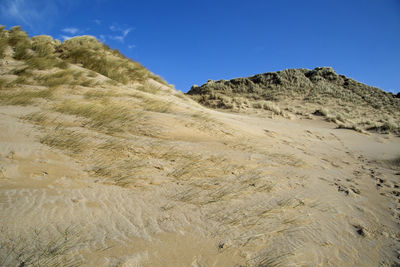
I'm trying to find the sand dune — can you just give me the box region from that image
[1,99,399,266]
[1,27,399,266]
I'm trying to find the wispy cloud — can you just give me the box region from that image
[0,0,41,26]
[62,27,79,34]
[108,24,133,43]
[0,0,81,32]
[128,44,136,49]
[98,34,106,42]
[109,25,118,32]
[93,19,101,25]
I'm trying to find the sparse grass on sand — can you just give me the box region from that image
[53,100,140,133]
[40,126,88,153]
[0,226,84,267]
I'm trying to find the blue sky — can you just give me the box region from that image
[0,0,399,93]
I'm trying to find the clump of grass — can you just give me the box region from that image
[90,158,146,186]
[0,226,84,267]
[25,56,60,70]
[313,107,329,117]
[367,121,398,134]
[253,100,287,116]
[53,100,139,132]
[174,91,190,101]
[136,82,162,94]
[14,76,28,84]
[336,123,363,133]
[31,35,56,57]
[0,25,8,58]
[8,26,32,60]
[0,78,9,89]
[335,113,345,123]
[143,98,171,113]
[21,111,49,125]
[0,88,53,105]
[37,69,90,87]
[40,126,88,153]
[262,101,282,115]
[83,90,120,99]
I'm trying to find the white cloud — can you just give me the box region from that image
[93,19,101,25]
[60,35,73,40]
[62,27,78,34]
[128,44,136,49]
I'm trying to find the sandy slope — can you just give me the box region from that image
[1,96,400,266]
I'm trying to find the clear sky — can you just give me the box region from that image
[1,0,399,93]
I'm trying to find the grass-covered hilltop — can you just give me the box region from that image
[188,67,400,135]
[1,25,400,267]
[0,25,166,85]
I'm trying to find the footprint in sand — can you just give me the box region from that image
[353,224,367,237]
[335,182,360,196]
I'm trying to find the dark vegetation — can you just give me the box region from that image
[188,67,400,135]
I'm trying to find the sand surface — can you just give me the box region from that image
[1,96,400,266]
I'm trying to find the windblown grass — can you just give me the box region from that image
[136,82,162,94]
[40,126,88,153]
[59,36,167,85]
[8,26,32,60]
[1,26,167,89]
[83,90,120,99]
[36,69,94,87]
[53,100,139,132]
[0,78,9,89]
[0,226,84,267]
[21,111,51,126]
[0,88,53,105]
[253,100,285,116]
[143,98,172,113]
